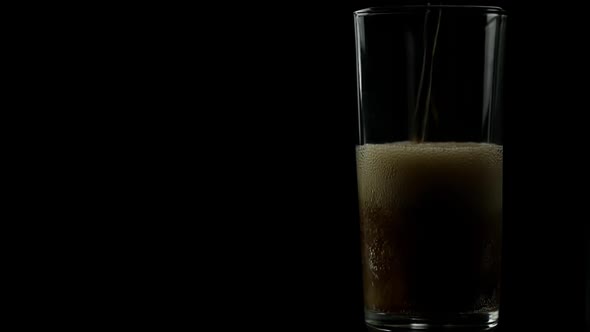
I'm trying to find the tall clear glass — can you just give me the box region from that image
[354,5,506,329]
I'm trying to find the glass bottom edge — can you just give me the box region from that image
[366,309,499,330]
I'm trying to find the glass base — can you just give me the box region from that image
[365,309,499,330]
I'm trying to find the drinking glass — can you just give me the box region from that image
[354,5,506,329]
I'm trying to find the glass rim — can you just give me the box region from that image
[355,5,506,17]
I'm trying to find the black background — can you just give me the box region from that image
[47,0,588,330]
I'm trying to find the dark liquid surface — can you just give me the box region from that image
[356,142,502,314]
